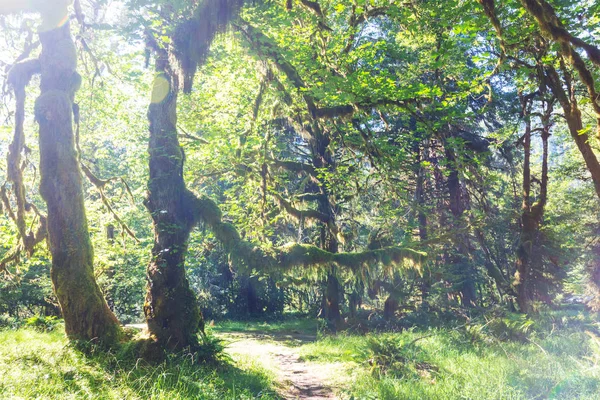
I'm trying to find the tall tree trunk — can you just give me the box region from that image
[515,95,552,313]
[415,142,431,307]
[312,127,342,327]
[144,50,203,350]
[245,276,261,316]
[35,22,121,344]
[445,146,477,306]
[515,97,534,313]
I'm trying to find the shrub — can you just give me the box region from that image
[25,315,61,332]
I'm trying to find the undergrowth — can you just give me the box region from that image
[298,310,600,399]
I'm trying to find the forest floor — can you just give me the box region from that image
[219,330,348,399]
[212,311,600,399]
[2,311,600,399]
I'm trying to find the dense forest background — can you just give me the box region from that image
[0,0,599,398]
[1,0,599,328]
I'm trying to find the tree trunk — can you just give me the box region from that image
[144,51,203,350]
[416,142,431,307]
[515,98,534,313]
[310,123,343,326]
[445,147,477,306]
[246,276,260,316]
[35,22,121,344]
[325,272,342,325]
[515,95,552,313]
[383,294,399,321]
[348,289,362,319]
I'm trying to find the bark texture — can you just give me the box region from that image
[144,51,203,350]
[35,22,121,344]
[514,94,552,313]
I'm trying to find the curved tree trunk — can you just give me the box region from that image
[144,49,203,350]
[35,22,121,344]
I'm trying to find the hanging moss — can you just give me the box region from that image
[187,192,426,274]
[273,193,330,223]
[171,0,245,93]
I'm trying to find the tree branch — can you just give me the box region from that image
[272,192,330,223]
[184,191,425,273]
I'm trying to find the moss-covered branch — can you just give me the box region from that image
[185,191,425,273]
[295,193,325,202]
[237,22,416,121]
[272,192,330,223]
[236,21,318,116]
[3,57,47,260]
[519,0,600,68]
[271,158,316,176]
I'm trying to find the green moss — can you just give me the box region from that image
[34,90,72,125]
[196,195,223,226]
[171,0,242,93]
[213,222,242,251]
[277,243,334,267]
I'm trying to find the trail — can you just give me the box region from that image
[220,331,345,400]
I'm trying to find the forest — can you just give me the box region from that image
[0,0,599,399]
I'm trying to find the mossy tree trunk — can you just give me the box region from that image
[144,49,203,350]
[35,22,121,344]
[311,125,343,327]
[515,94,552,313]
[324,271,342,324]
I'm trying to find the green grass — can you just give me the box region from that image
[297,313,600,400]
[3,312,600,399]
[0,327,278,399]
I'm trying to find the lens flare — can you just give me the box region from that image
[151,75,170,104]
[39,10,70,32]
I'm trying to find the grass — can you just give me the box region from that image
[296,310,600,399]
[2,311,600,399]
[0,327,278,399]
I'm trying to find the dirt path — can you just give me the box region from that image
[221,331,345,400]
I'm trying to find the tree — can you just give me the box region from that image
[2,1,121,344]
